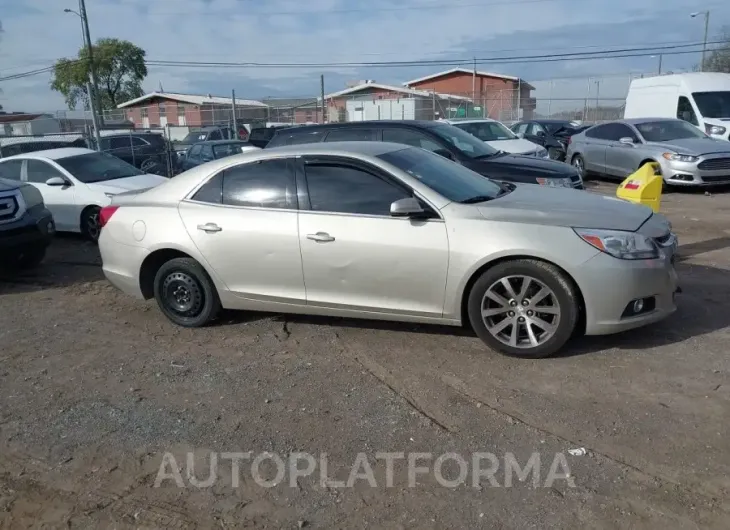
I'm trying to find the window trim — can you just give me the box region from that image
[184,156,299,212]
[24,158,66,184]
[296,155,443,221]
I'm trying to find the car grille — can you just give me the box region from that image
[701,174,730,183]
[0,192,21,224]
[698,157,730,170]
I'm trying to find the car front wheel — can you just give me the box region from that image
[81,206,101,242]
[153,257,221,327]
[571,154,585,178]
[467,259,579,358]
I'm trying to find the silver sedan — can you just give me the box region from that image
[98,142,679,358]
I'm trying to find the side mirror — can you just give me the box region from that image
[390,197,425,218]
[46,176,70,187]
[619,137,635,145]
[516,132,525,138]
[536,130,546,137]
[433,148,454,160]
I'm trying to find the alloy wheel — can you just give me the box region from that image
[480,275,561,349]
[572,157,584,177]
[86,210,101,240]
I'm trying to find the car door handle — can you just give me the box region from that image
[197,223,222,233]
[307,232,335,242]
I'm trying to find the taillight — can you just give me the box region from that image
[99,205,119,228]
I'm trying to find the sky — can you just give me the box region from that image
[0,0,727,115]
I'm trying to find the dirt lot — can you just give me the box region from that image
[1,181,729,529]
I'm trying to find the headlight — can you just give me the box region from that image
[536,177,572,187]
[662,152,699,163]
[19,185,44,209]
[574,228,659,260]
[705,124,727,136]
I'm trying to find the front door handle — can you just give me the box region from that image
[197,223,222,233]
[307,232,335,242]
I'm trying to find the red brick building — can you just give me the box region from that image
[404,68,536,121]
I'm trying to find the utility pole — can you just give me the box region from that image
[231,89,238,138]
[595,80,600,122]
[320,74,325,123]
[78,0,103,125]
[86,81,102,150]
[472,57,476,106]
[432,90,436,120]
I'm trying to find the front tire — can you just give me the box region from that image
[571,154,586,179]
[467,259,579,358]
[153,257,221,327]
[81,206,101,242]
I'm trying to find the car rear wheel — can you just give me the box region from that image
[81,206,101,242]
[153,257,221,327]
[571,154,585,178]
[467,259,579,358]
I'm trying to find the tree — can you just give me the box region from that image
[51,38,147,110]
[702,27,730,73]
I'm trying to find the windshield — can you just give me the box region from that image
[378,147,503,202]
[635,120,707,142]
[543,121,574,134]
[454,121,517,142]
[213,142,248,158]
[692,91,730,119]
[182,132,208,144]
[55,152,144,183]
[428,124,499,158]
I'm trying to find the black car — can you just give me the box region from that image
[266,120,582,188]
[99,132,174,176]
[173,126,245,157]
[510,120,591,162]
[179,140,257,171]
[248,125,298,148]
[0,176,54,271]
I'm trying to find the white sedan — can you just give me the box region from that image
[0,148,167,240]
[443,119,548,157]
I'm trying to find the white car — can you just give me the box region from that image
[442,119,548,157]
[0,148,167,241]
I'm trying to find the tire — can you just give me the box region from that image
[571,154,585,179]
[81,206,101,242]
[467,259,579,359]
[153,257,221,327]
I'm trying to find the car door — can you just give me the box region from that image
[178,157,305,305]
[199,144,215,165]
[581,125,611,174]
[23,158,78,231]
[296,156,449,317]
[184,144,203,170]
[604,123,641,178]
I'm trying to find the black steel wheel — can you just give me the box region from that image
[153,257,221,327]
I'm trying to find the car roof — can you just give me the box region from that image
[266,140,407,157]
[442,118,498,124]
[278,120,440,135]
[3,147,96,161]
[621,117,684,126]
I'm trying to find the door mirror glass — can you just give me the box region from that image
[45,176,69,186]
[619,137,635,145]
[390,197,424,217]
[433,148,454,160]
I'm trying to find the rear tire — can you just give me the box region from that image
[153,257,221,327]
[467,259,579,358]
[571,154,586,179]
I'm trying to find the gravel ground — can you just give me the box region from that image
[1,181,729,529]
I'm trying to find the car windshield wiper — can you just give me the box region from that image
[473,152,501,159]
[459,195,494,204]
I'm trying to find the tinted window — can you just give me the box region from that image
[26,160,65,183]
[542,122,573,135]
[378,147,503,203]
[213,142,247,158]
[191,172,223,204]
[182,132,208,143]
[324,129,377,142]
[222,159,295,209]
[585,125,609,139]
[130,136,148,147]
[281,131,325,146]
[108,137,132,149]
[612,124,639,142]
[55,152,144,183]
[513,123,528,135]
[677,96,699,126]
[249,129,268,141]
[691,91,730,119]
[201,145,215,161]
[208,130,222,141]
[188,144,203,157]
[382,128,442,152]
[304,162,409,216]
[635,120,706,142]
[0,160,23,181]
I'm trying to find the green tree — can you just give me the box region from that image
[703,27,730,73]
[51,38,147,110]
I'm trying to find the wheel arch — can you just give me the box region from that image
[138,247,220,300]
[458,254,587,335]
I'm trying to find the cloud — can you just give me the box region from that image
[0,0,727,112]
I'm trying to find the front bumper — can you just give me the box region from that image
[663,158,730,186]
[0,208,54,253]
[575,249,678,335]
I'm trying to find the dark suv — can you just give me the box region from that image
[0,176,54,271]
[99,132,173,176]
[248,125,297,148]
[267,121,582,188]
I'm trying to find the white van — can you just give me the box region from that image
[624,72,730,141]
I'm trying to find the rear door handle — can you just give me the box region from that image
[307,232,335,242]
[197,223,222,233]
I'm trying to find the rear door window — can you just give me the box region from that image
[0,159,23,181]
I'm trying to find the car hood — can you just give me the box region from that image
[477,183,653,231]
[464,153,578,182]
[645,137,730,155]
[86,174,168,195]
[484,139,540,154]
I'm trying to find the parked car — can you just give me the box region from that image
[266,121,583,189]
[174,127,244,159]
[511,120,590,161]
[179,140,260,171]
[99,132,174,176]
[624,72,730,141]
[0,148,167,241]
[442,119,549,158]
[0,175,54,270]
[1,137,88,159]
[248,125,298,148]
[567,118,730,186]
[98,142,678,358]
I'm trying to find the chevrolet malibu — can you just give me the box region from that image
[98,142,679,358]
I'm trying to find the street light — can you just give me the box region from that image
[691,10,710,71]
